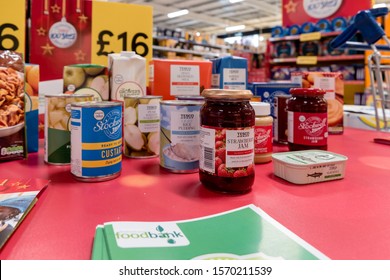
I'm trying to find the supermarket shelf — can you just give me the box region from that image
[270,54,365,64]
[154,35,229,50]
[153,45,220,57]
[269,31,342,42]
[344,80,365,85]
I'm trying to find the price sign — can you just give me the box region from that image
[296,56,318,65]
[299,32,321,42]
[0,0,25,55]
[91,2,152,66]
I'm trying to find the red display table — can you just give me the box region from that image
[1,128,390,260]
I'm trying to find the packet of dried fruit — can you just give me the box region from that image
[0,50,27,161]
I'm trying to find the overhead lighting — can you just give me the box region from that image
[225,25,245,32]
[229,0,245,3]
[167,9,189,18]
[373,3,387,8]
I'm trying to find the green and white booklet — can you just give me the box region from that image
[91,204,328,260]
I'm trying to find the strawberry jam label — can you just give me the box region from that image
[200,126,254,177]
[287,111,328,146]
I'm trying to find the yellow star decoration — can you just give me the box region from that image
[51,3,61,13]
[41,43,55,55]
[11,182,21,187]
[284,0,297,14]
[74,50,86,61]
[17,184,30,190]
[78,14,88,24]
[37,27,46,36]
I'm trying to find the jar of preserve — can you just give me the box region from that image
[199,89,255,194]
[250,102,273,164]
[287,88,328,151]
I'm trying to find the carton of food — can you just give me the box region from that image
[272,150,347,184]
[291,71,344,134]
[149,59,212,100]
[25,64,40,152]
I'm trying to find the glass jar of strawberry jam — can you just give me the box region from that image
[199,89,255,194]
[287,88,328,151]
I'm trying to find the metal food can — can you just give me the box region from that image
[44,93,93,165]
[123,95,162,158]
[160,100,203,173]
[70,101,122,182]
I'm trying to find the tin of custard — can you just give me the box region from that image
[272,150,347,184]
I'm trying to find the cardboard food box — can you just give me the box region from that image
[248,82,299,117]
[0,50,26,161]
[211,56,248,89]
[291,72,344,134]
[149,59,212,100]
[25,64,40,152]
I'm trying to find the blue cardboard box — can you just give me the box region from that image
[249,82,299,117]
[211,56,248,89]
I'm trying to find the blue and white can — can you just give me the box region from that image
[70,101,122,181]
[160,100,203,173]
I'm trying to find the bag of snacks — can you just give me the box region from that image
[0,50,26,161]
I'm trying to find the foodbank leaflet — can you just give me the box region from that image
[92,205,328,260]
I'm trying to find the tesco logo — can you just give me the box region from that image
[303,0,343,19]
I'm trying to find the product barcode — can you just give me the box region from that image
[203,147,214,172]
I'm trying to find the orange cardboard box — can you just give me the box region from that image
[291,71,344,134]
[149,59,212,100]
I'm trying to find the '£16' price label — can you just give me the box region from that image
[91,2,152,67]
[96,31,149,57]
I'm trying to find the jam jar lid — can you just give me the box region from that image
[201,89,253,100]
[289,87,326,96]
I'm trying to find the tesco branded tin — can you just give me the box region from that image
[159,100,203,173]
[70,101,122,182]
[44,93,93,165]
[123,95,162,158]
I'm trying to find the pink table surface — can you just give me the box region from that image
[1,127,390,260]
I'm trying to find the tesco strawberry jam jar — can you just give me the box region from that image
[287,88,328,151]
[199,89,255,194]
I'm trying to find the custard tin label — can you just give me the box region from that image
[70,101,122,181]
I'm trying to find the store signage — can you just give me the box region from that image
[91,2,152,68]
[282,0,371,26]
[303,0,343,19]
[0,0,25,56]
[300,32,321,42]
[296,56,318,65]
[30,0,152,81]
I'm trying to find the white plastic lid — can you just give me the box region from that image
[250,102,270,116]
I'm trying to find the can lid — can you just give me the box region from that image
[289,87,326,96]
[201,89,253,99]
[250,102,270,116]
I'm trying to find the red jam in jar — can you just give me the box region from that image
[287,88,328,151]
[199,89,255,194]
